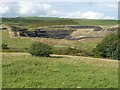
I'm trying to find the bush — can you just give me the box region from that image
[52,47,82,56]
[92,32,119,60]
[29,42,52,57]
[65,47,80,55]
[2,43,9,49]
[52,46,94,56]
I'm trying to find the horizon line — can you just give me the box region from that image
[0,16,118,20]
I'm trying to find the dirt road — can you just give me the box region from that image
[1,52,119,62]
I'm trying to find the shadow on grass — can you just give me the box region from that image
[50,56,65,58]
[31,54,66,58]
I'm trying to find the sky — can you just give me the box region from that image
[0,1,118,19]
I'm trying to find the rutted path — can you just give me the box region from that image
[1,52,119,62]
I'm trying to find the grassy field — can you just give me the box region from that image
[73,19,118,26]
[1,17,119,88]
[0,30,32,48]
[2,17,78,28]
[1,17,117,49]
[2,53,118,88]
[0,30,76,48]
[76,38,103,53]
[1,29,101,54]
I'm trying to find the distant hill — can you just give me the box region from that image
[1,17,118,28]
[73,19,118,26]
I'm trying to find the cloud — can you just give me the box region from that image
[19,2,46,15]
[19,2,38,15]
[0,2,11,16]
[0,0,119,2]
[0,2,19,17]
[101,3,118,8]
[61,11,115,19]
[0,2,10,14]
[19,2,59,17]
[62,11,82,18]
[0,1,59,17]
[81,11,115,19]
[81,11,104,19]
[103,16,115,19]
[0,2,116,19]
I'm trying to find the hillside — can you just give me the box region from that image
[1,17,118,40]
[1,17,78,28]
[0,17,118,54]
[2,52,118,88]
[1,17,119,88]
[73,19,118,26]
[1,17,118,28]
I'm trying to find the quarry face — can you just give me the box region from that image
[6,25,117,40]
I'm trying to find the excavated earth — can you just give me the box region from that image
[5,25,118,40]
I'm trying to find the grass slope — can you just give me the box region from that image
[1,29,101,54]
[2,17,78,28]
[1,17,118,28]
[2,53,118,88]
[73,19,118,26]
[1,30,76,48]
[0,30,32,48]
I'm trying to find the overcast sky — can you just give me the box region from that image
[0,1,118,19]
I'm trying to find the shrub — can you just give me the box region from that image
[65,47,80,55]
[2,43,9,49]
[29,42,52,57]
[52,47,82,56]
[52,49,66,55]
[92,32,119,60]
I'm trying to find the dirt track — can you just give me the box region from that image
[1,52,119,62]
